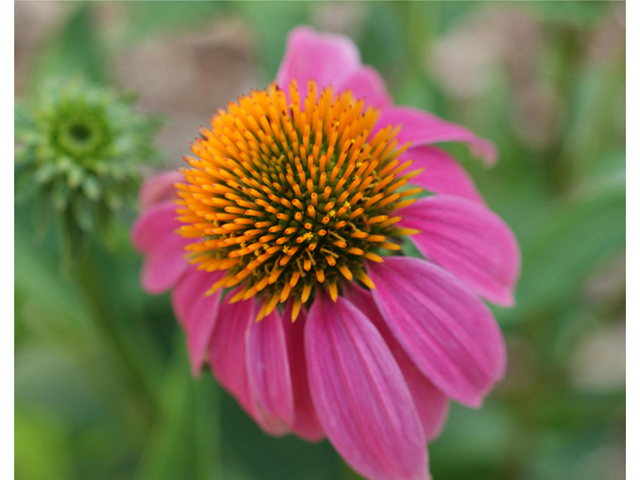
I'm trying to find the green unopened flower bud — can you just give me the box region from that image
[15,78,164,267]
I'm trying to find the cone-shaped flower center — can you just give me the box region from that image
[53,107,111,160]
[177,80,422,320]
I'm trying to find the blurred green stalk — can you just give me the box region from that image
[77,248,159,431]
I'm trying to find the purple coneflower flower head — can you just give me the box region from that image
[132,26,520,480]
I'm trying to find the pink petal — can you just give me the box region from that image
[171,267,226,376]
[139,233,191,294]
[403,146,484,204]
[131,202,180,253]
[373,106,498,165]
[276,26,360,96]
[281,303,324,442]
[367,257,506,408]
[132,201,192,295]
[397,196,520,306]
[306,291,428,480]
[337,66,392,109]
[171,267,214,327]
[344,284,449,442]
[246,307,295,436]
[209,296,258,418]
[140,171,184,209]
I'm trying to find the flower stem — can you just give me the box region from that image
[77,245,159,432]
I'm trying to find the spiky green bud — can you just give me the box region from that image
[15,78,164,266]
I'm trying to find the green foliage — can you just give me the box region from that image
[508,187,625,322]
[15,2,625,480]
[230,1,310,79]
[134,346,219,480]
[29,3,109,88]
[15,404,72,480]
[122,1,223,43]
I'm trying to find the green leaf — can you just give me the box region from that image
[518,1,615,27]
[122,1,222,42]
[218,388,342,480]
[428,403,513,479]
[15,405,72,480]
[82,175,102,200]
[29,3,109,89]
[52,180,71,211]
[34,163,58,184]
[14,226,93,334]
[72,196,95,231]
[15,345,109,427]
[15,100,35,132]
[231,2,310,78]
[561,62,625,183]
[505,187,625,323]
[134,343,219,480]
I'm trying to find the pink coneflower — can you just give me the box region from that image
[132,27,520,480]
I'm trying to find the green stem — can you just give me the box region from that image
[77,247,158,431]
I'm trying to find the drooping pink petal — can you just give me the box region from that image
[131,200,192,295]
[171,267,226,376]
[397,196,520,306]
[131,202,180,253]
[403,146,484,204]
[246,307,295,436]
[276,26,360,96]
[139,233,191,294]
[209,296,258,418]
[171,267,214,327]
[367,257,506,408]
[372,106,498,165]
[140,171,184,210]
[281,303,324,442]
[306,291,428,480]
[344,284,449,442]
[337,66,392,109]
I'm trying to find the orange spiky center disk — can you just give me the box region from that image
[176,80,422,321]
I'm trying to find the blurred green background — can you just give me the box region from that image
[15,2,625,479]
